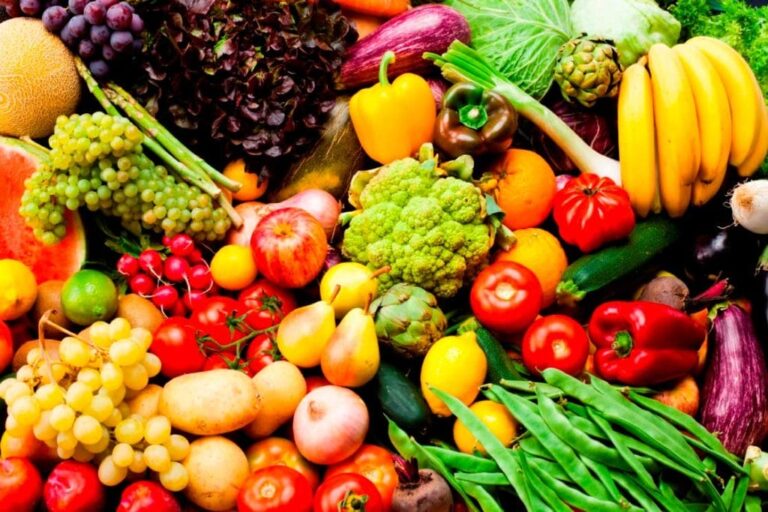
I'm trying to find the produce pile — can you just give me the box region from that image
[0,0,768,511]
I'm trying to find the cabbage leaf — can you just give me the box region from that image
[444,0,572,99]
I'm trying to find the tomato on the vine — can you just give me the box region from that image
[239,280,297,331]
[470,261,542,334]
[325,444,397,510]
[151,318,206,378]
[245,438,320,490]
[245,333,280,375]
[0,457,42,511]
[191,296,251,349]
[522,315,590,376]
[314,473,384,512]
[203,351,253,375]
[237,465,313,512]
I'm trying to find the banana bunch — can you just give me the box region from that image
[618,36,768,218]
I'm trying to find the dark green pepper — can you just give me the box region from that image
[434,83,518,158]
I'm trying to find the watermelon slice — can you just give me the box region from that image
[0,136,86,282]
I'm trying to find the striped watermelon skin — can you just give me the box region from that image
[0,136,86,282]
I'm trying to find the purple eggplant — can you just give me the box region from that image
[754,247,768,342]
[684,224,764,290]
[337,5,470,90]
[700,304,768,456]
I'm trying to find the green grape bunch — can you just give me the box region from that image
[20,112,232,244]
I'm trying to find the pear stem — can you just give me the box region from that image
[328,285,342,305]
[369,266,391,280]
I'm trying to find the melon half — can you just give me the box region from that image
[0,136,86,282]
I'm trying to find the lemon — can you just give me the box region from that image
[453,400,518,455]
[61,270,118,326]
[420,331,487,417]
[0,259,38,321]
[210,245,257,291]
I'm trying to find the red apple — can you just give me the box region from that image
[0,457,43,511]
[251,208,328,288]
[44,461,105,512]
[117,481,181,512]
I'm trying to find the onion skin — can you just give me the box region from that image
[731,180,768,235]
[700,304,768,456]
[292,386,369,465]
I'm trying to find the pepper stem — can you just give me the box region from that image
[611,331,634,358]
[378,51,396,87]
[458,104,488,130]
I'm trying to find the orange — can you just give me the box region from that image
[496,228,567,307]
[223,159,269,202]
[492,149,556,230]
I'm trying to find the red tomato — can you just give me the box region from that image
[470,261,543,334]
[522,315,590,376]
[0,457,42,511]
[314,473,384,512]
[239,280,297,331]
[325,445,397,510]
[117,481,181,512]
[191,296,251,349]
[237,465,313,512]
[43,461,105,512]
[245,333,279,375]
[150,318,206,378]
[0,320,12,373]
[305,375,331,394]
[246,438,320,491]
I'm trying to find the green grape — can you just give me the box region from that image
[56,429,78,451]
[112,443,134,468]
[115,417,144,445]
[11,396,41,426]
[50,404,76,432]
[144,416,171,445]
[35,384,65,409]
[98,456,128,486]
[159,462,189,492]
[144,444,171,473]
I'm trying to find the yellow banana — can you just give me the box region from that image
[647,43,700,218]
[738,100,768,177]
[672,44,731,206]
[618,63,658,217]
[687,36,763,167]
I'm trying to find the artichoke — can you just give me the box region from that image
[371,284,447,358]
[554,38,622,108]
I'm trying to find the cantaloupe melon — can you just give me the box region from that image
[0,18,81,138]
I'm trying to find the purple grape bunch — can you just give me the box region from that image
[1,0,144,78]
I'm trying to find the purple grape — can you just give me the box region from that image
[102,43,116,61]
[64,14,87,39]
[105,2,130,30]
[109,30,132,53]
[67,0,86,14]
[83,1,104,24]
[131,37,142,52]
[20,0,41,16]
[59,23,77,47]
[4,2,21,16]
[129,13,143,34]
[78,39,96,60]
[42,5,68,31]
[89,59,109,78]
[95,0,116,7]
[89,23,109,45]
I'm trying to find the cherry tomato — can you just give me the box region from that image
[0,319,12,373]
[470,261,542,334]
[237,465,313,512]
[150,318,206,378]
[191,296,251,349]
[522,315,590,376]
[117,481,181,512]
[203,351,253,375]
[239,280,297,331]
[314,473,384,512]
[43,461,105,512]
[0,457,42,511]
[325,444,397,510]
[246,333,279,375]
[246,438,320,490]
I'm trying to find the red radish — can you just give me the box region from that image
[169,300,187,318]
[129,273,155,296]
[138,250,164,277]
[163,256,189,283]
[183,290,207,311]
[162,235,173,246]
[292,385,369,465]
[187,249,205,264]
[152,285,179,309]
[116,254,140,277]
[188,264,212,290]
[169,234,195,257]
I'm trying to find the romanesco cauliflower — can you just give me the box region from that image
[341,149,494,298]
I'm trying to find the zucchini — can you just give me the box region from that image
[475,328,523,383]
[556,217,681,307]
[376,362,429,432]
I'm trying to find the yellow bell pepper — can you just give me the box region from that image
[349,51,436,164]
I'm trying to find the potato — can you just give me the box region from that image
[183,436,249,511]
[126,384,163,419]
[117,294,164,333]
[245,361,307,438]
[12,339,59,372]
[159,369,261,435]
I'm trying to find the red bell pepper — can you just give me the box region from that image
[552,174,635,253]
[588,301,706,386]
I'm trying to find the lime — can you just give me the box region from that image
[61,270,119,326]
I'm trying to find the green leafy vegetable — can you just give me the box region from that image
[570,0,681,67]
[443,0,572,99]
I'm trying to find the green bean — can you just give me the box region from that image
[536,387,628,469]
[518,451,572,512]
[423,446,499,473]
[462,482,505,512]
[656,479,691,512]
[721,477,736,509]
[744,495,762,512]
[586,407,658,491]
[516,437,553,460]
[455,472,508,486]
[581,456,625,505]
[490,386,611,500]
[429,388,532,509]
[629,391,745,475]
[729,476,749,512]
[500,379,564,397]
[528,457,643,512]
[612,472,663,512]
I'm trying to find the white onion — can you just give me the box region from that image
[731,180,768,235]
[280,189,342,238]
